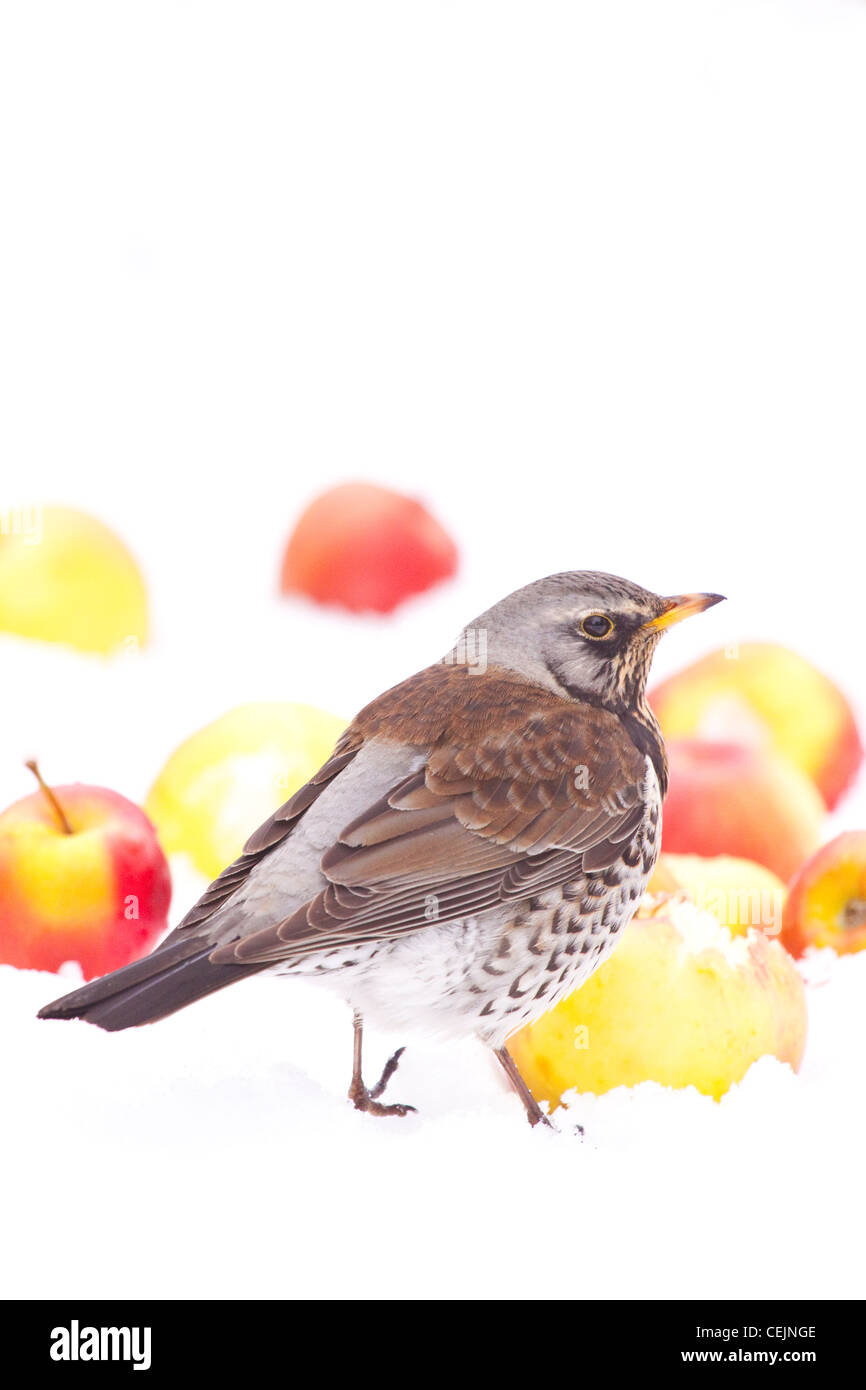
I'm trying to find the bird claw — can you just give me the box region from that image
[349,1045,416,1118]
[352,1094,417,1118]
[368,1045,406,1099]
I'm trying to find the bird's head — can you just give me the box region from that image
[465,571,724,712]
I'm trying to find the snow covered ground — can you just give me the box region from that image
[2,0,866,1300]
[3,937,865,1299]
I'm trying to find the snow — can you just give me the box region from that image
[650,893,755,968]
[3,940,865,1299]
[3,0,866,1299]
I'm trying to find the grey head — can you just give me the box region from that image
[452,570,724,713]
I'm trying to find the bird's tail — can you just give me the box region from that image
[37,935,266,1032]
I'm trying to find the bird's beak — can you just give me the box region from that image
[644,592,726,631]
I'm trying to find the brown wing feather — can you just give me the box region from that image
[211,671,651,967]
[166,730,362,938]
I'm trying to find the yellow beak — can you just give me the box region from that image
[644,592,725,631]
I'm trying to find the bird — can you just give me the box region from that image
[39,571,723,1126]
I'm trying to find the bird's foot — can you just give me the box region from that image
[348,1045,417,1118]
[528,1106,556,1130]
[494,1045,561,1130]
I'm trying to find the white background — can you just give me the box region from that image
[1,0,866,1301]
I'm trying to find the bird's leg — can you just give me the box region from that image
[494,1046,556,1130]
[348,1011,416,1118]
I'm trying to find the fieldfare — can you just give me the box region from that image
[39,572,723,1126]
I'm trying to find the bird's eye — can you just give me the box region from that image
[580,613,614,639]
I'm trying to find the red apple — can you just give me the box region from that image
[279,482,458,614]
[650,643,863,810]
[781,831,866,958]
[0,763,171,978]
[661,739,825,883]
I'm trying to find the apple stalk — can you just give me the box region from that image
[25,759,73,835]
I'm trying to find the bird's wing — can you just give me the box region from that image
[211,697,652,966]
[164,729,363,940]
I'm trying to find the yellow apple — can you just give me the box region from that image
[508,898,807,1108]
[648,852,786,939]
[0,505,148,653]
[145,702,346,880]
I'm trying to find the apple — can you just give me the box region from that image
[279,482,458,614]
[0,505,148,654]
[650,643,863,810]
[780,831,866,958]
[507,898,807,1107]
[145,701,346,880]
[0,762,171,978]
[661,739,824,883]
[649,852,786,939]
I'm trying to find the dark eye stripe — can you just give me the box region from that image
[580,614,614,639]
